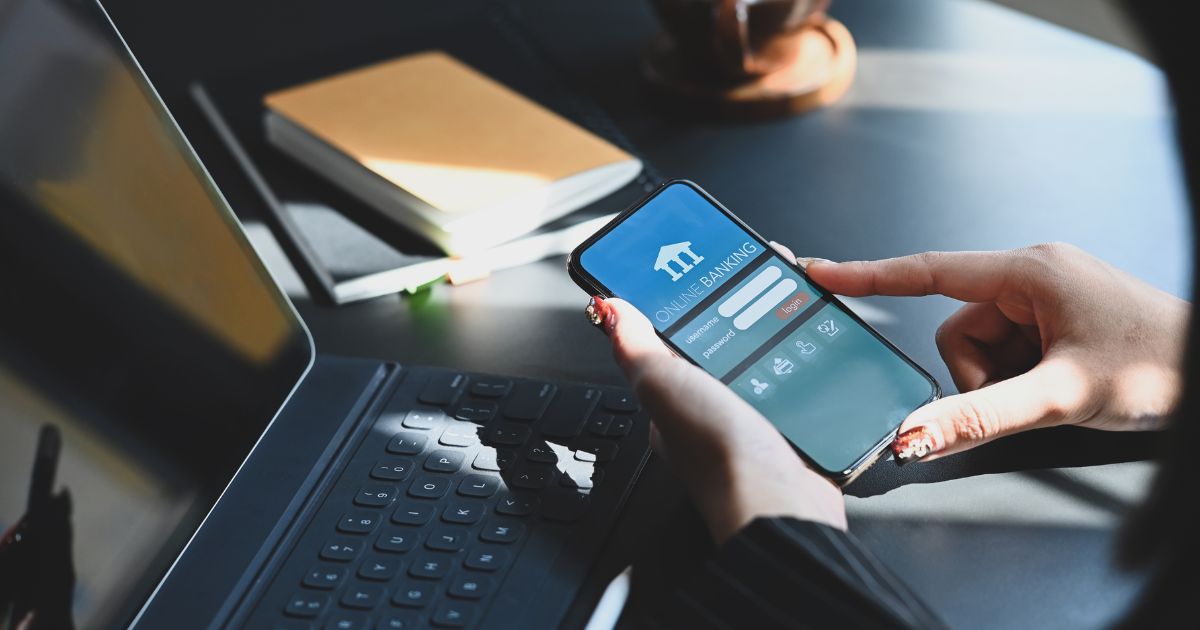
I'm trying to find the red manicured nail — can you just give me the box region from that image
[585,296,617,335]
[891,425,940,465]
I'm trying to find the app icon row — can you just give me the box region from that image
[733,313,844,401]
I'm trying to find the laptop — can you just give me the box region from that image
[0,0,650,628]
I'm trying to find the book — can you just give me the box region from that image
[190,9,659,305]
[262,51,643,256]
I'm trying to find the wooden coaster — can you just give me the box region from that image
[642,16,856,119]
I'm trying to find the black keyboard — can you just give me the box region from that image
[248,367,650,630]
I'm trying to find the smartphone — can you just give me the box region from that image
[567,180,939,484]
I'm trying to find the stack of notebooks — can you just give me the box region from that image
[194,10,658,304]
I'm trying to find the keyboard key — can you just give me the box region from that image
[409,553,450,580]
[321,539,362,562]
[325,612,369,630]
[606,415,633,437]
[376,612,418,629]
[370,459,413,482]
[408,476,450,499]
[542,490,591,522]
[340,583,384,610]
[391,580,435,608]
[358,555,400,581]
[510,465,553,490]
[426,526,468,552]
[586,415,611,437]
[603,391,639,413]
[471,449,498,471]
[456,475,498,498]
[486,423,530,447]
[471,448,514,472]
[479,519,525,544]
[431,602,475,628]
[439,423,480,447]
[424,450,465,473]
[560,467,601,490]
[354,485,398,508]
[453,401,496,424]
[525,445,557,464]
[464,546,510,572]
[448,573,493,600]
[338,512,381,535]
[391,502,435,526]
[386,433,427,456]
[503,381,556,421]
[375,528,417,553]
[419,372,465,406]
[469,378,511,398]
[285,592,328,618]
[574,440,618,463]
[303,565,346,590]
[403,409,443,430]
[442,500,486,525]
[495,493,537,517]
[540,385,601,438]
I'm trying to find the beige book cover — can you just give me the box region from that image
[263,51,638,230]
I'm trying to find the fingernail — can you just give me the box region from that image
[795,257,832,270]
[585,296,617,335]
[891,424,944,465]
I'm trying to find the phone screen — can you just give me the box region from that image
[572,181,937,477]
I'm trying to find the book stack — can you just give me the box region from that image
[264,52,643,257]
[194,11,656,304]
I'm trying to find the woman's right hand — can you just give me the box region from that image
[799,242,1189,462]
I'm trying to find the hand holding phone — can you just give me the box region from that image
[590,294,849,542]
[568,181,939,484]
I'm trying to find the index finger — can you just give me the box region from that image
[805,250,1020,302]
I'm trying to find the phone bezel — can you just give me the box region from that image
[566,179,941,484]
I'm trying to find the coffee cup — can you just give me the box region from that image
[648,0,831,79]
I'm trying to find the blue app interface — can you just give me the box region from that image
[580,183,935,474]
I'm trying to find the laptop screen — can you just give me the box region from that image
[0,0,313,627]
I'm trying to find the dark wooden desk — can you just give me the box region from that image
[105,0,1189,627]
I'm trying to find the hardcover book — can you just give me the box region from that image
[263,51,642,256]
[191,9,659,304]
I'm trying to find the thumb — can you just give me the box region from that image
[892,358,1089,463]
[594,297,678,380]
[598,297,766,437]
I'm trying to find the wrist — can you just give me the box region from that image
[699,455,847,545]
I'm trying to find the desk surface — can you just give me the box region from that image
[105,0,1189,627]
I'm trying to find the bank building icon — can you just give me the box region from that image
[654,241,704,281]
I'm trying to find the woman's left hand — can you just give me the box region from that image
[585,296,846,544]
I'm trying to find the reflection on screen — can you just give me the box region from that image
[0,0,311,627]
[581,183,934,474]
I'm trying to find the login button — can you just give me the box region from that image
[775,292,811,319]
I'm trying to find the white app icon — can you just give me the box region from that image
[817,319,840,337]
[772,357,795,376]
[750,378,770,395]
[654,241,704,281]
[795,340,817,355]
